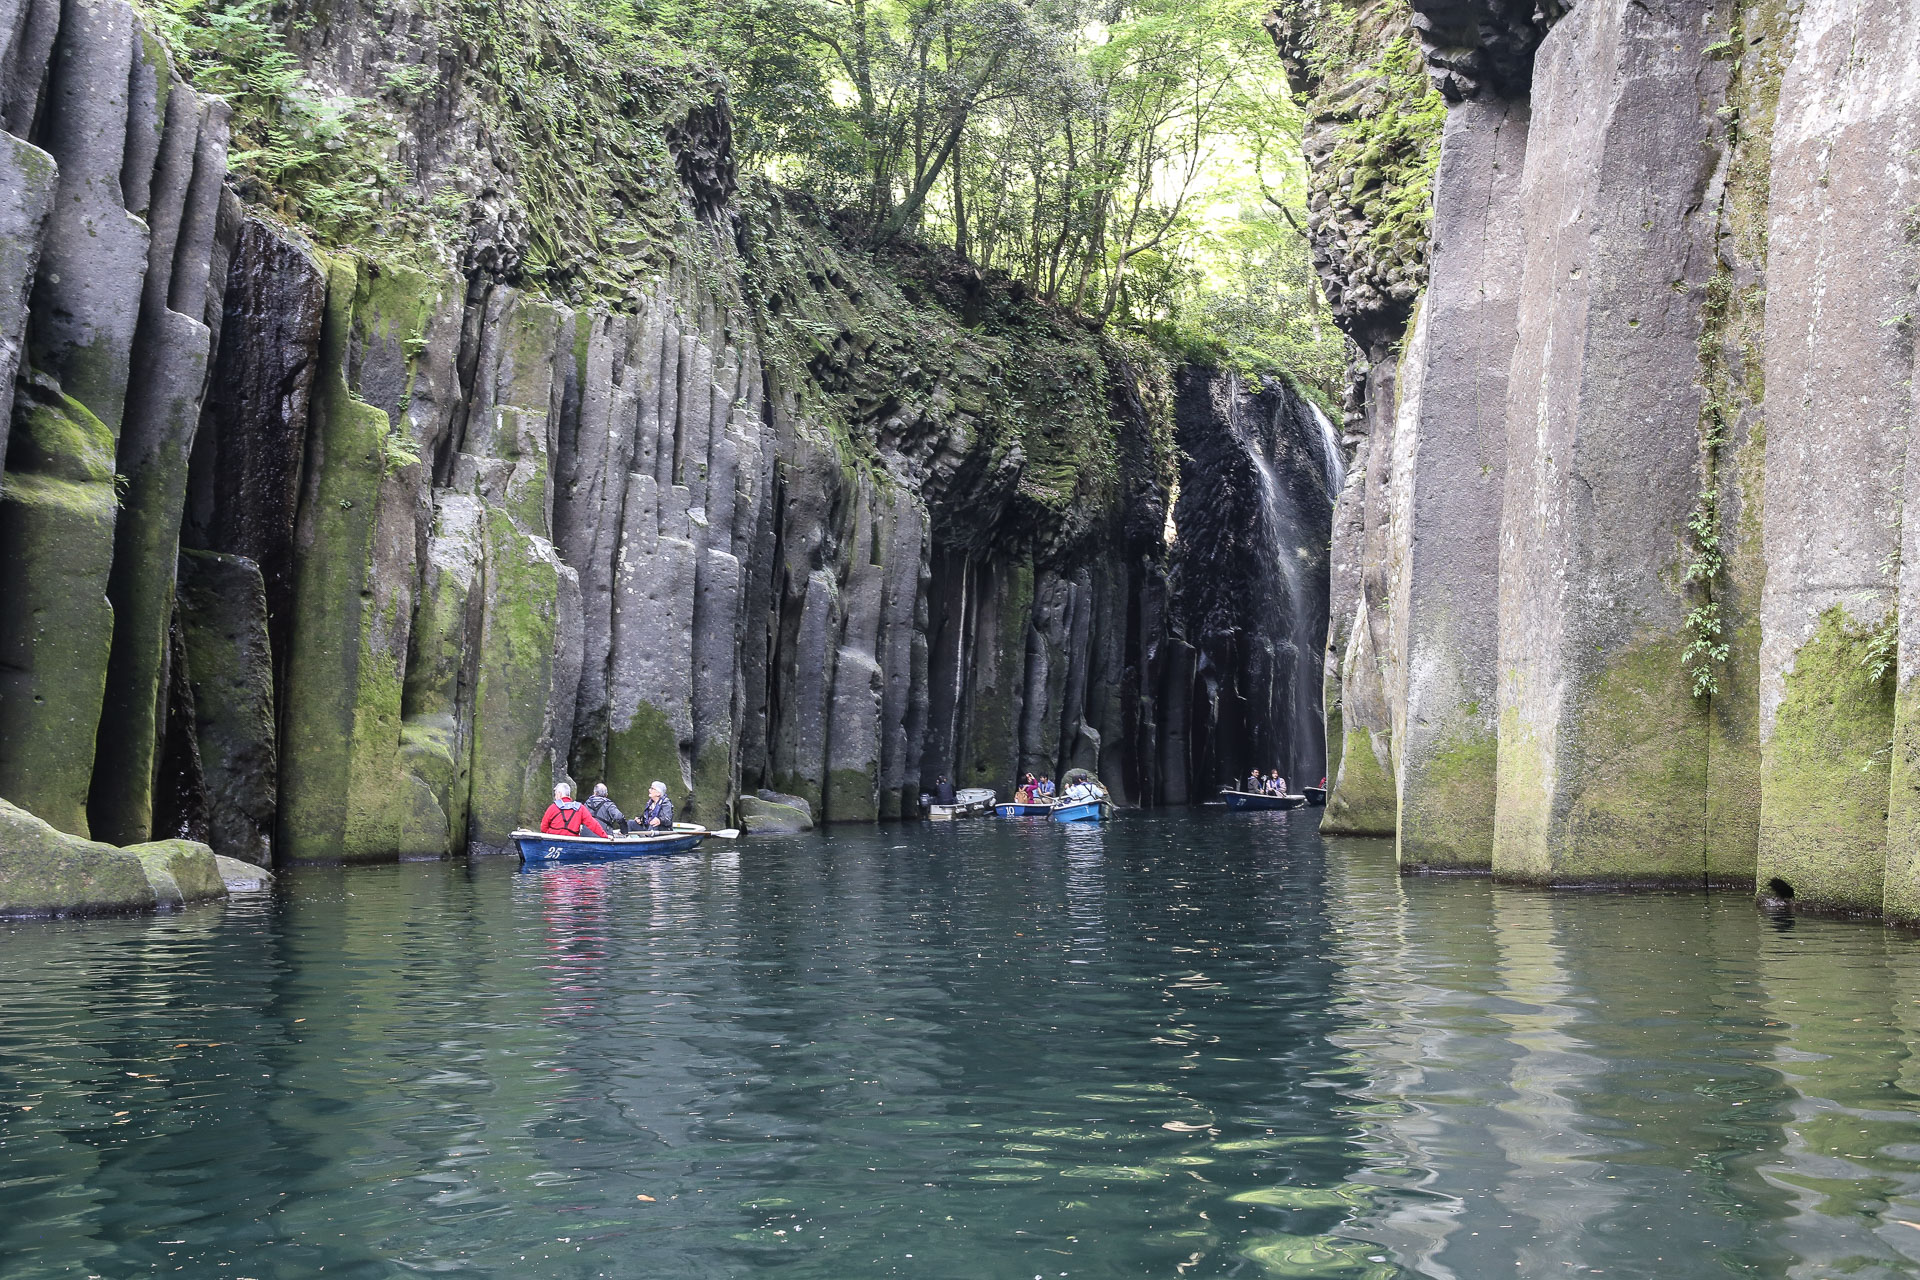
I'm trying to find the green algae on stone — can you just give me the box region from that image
[1554,636,1711,884]
[0,380,121,837]
[279,257,446,862]
[605,701,688,819]
[466,510,563,847]
[0,799,157,917]
[395,720,462,857]
[1885,666,1920,924]
[825,765,879,824]
[962,561,1033,792]
[1760,606,1895,914]
[1321,723,1395,836]
[1490,699,1550,880]
[1495,634,1710,886]
[737,794,811,833]
[1689,0,1792,886]
[125,838,225,907]
[1396,723,1498,870]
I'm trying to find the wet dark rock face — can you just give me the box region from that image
[1172,370,1338,796]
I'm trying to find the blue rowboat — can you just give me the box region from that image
[995,801,1054,817]
[512,828,708,863]
[1050,798,1110,823]
[1220,789,1306,811]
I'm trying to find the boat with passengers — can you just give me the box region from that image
[1219,788,1306,811]
[512,823,734,863]
[1050,769,1112,823]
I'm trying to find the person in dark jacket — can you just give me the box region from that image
[641,781,675,831]
[585,783,636,833]
[933,775,957,805]
[541,782,608,837]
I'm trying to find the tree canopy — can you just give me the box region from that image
[635,0,1344,397]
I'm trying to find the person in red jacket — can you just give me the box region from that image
[540,782,608,837]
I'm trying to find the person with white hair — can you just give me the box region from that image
[585,782,637,833]
[540,781,608,837]
[641,780,675,831]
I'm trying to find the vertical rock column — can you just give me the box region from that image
[0,0,149,836]
[90,73,230,844]
[1491,0,1726,884]
[875,489,927,819]
[1321,358,1399,835]
[464,294,576,850]
[1761,0,1920,913]
[824,479,888,820]
[176,549,275,865]
[1387,94,1528,870]
[279,261,454,862]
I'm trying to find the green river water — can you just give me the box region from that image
[4,809,1920,1278]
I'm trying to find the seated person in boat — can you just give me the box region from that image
[1270,773,1287,795]
[541,782,609,837]
[1041,776,1056,799]
[1063,778,1094,803]
[586,782,638,833]
[641,781,675,831]
[933,775,957,805]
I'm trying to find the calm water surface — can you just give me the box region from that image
[4,811,1920,1278]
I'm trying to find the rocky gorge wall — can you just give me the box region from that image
[0,0,1336,897]
[1300,0,1920,922]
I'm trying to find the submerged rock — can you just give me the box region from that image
[214,856,273,892]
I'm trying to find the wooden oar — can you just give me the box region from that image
[674,822,742,839]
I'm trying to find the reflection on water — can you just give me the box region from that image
[3,812,1920,1277]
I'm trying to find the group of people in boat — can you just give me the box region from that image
[1015,773,1058,804]
[1242,770,1289,795]
[539,780,677,838]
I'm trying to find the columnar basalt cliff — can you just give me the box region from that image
[1298,0,1920,921]
[0,0,1334,908]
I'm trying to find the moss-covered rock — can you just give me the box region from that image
[605,702,689,823]
[466,510,566,848]
[738,795,812,833]
[0,800,157,916]
[125,838,225,907]
[0,374,120,837]
[1758,607,1894,913]
[1494,635,1712,887]
[279,256,449,862]
[1322,723,1396,836]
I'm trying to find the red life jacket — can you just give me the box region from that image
[541,800,605,836]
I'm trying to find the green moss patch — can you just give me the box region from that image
[1397,726,1497,870]
[1759,606,1895,914]
[1322,725,1395,837]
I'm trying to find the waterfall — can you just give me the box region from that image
[1170,369,1334,798]
[1308,400,1345,500]
[1239,394,1326,788]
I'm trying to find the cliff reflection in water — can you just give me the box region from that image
[3,814,1920,1278]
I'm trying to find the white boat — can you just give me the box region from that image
[928,787,995,819]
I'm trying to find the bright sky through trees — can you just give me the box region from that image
[635,0,1346,393]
